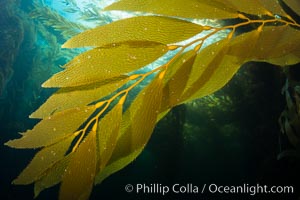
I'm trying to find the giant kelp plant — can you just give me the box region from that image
[0,0,23,97]
[5,0,300,199]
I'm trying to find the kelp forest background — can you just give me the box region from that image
[1,0,300,199]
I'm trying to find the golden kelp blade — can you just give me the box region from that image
[259,0,287,16]
[105,0,285,18]
[227,26,300,65]
[59,131,97,200]
[224,0,274,16]
[43,43,168,88]
[162,50,197,108]
[283,0,300,16]
[183,29,262,101]
[34,155,73,198]
[181,39,232,102]
[5,106,95,148]
[181,24,300,103]
[97,103,122,172]
[6,1,300,199]
[95,148,143,184]
[31,78,128,119]
[62,16,204,48]
[95,73,164,184]
[12,135,75,185]
[104,0,239,19]
[163,50,197,84]
[248,26,300,64]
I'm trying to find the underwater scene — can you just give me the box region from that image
[1,0,300,199]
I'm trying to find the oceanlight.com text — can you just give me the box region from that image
[124,183,294,196]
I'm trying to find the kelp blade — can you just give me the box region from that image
[43,43,168,88]
[34,155,73,198]
[5,106,95,148]
[95,73,164,184]
[31,78,128,118]
[59,131,97,200]
[62,16,204,48]
[97,103,123,171]
[104,0,239,19]
[162,50,197,108]
[12,135,75,185]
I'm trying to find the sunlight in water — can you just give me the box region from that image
[44,0,133,28]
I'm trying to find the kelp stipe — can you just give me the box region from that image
[5,0,300,199]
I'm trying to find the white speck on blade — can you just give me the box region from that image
[129,55,137,60]
[51,150,56,156]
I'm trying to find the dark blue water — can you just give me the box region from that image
[1,0,300,199]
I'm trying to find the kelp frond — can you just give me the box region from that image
[6,1,300,200]
[30,0,87,39]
